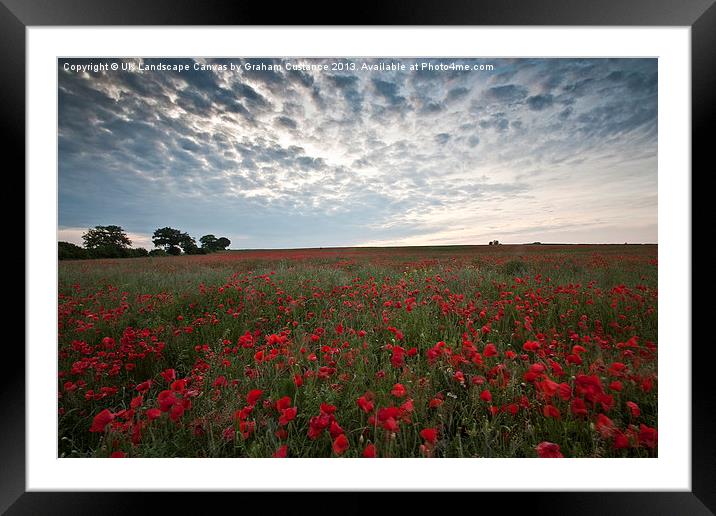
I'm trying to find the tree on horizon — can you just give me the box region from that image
[82,225,132,258]
[200,234,231,252]
[152,227,197,255]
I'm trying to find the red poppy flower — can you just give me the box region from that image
[320,403,337,415]
[523,340,540,352]
[212,375,227,388]
[558,383,572,401]
[391,383,407,398]
[400,398,414,414]
[308,414,330,439]
[160,369,176,383]
[483,343,497,357]
[63,381,76,393]
[377,406,400,422]
[357,395,374,413]
[420,427,438,445]
[543,404,560,419]
[608,362,626,376]
[429,397,444,409]
[523,363,545,382]
[390,348,405,368]
[566,353,582,365]
[480,389,492,403]
[222,426,235,441]
[246,389,263,406]
[638,424,657,448]
[235,406,253,421]
[576,374,604,402]
[110,451,126,458]
[613,431,630,449]
[276,396,292,411]
[169,402,185,422]
[598,394,615,412]
[571,397,588,417]
[595,413,616,438]
[329,420,345,438]
[640,377,654,393]
[278,407,296,426]
[332,434,349,455]
[157,390,177,412]
[549,360,565,377]
[536,441,563,458]
[135,380,152,393]
[383,417,399,432]
[146,408,161,420]
[626,401,641,418]
[239,420,256,438]
[537,379,559,398]
[170,379,187,392]
[363,444,376,458]
[89,409,115,432]
[273,445,288,458]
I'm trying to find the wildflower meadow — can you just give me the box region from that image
[58,244,657,458]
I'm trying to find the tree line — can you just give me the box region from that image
[58,225,231,260]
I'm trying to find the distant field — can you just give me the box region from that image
[58,244,658,458]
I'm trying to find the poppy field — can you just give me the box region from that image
[58,244,658,458]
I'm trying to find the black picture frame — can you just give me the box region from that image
[5,0,711,513]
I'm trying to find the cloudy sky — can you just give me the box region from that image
[58,58,657,249]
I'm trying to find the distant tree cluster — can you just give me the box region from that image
[152,227,198,256]
[488,240,500,246]
[151,228,230,255]
[58,224,231,260]
[199,234,231,253]
[58,241,90,260]
[59,225,149,260]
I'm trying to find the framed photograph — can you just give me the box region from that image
[8,0,710,513]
